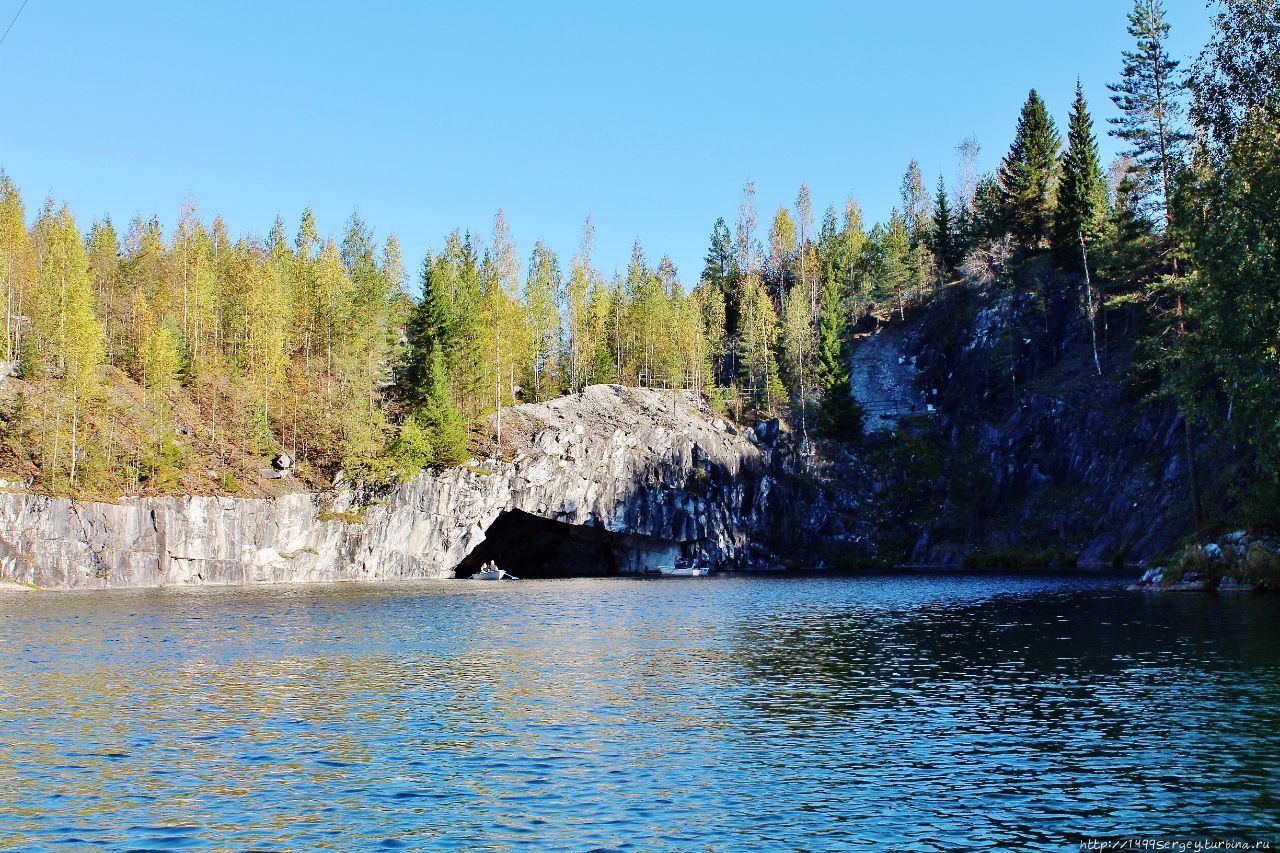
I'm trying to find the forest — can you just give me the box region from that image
[0,0,1276,530]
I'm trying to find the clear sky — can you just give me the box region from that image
[0,0,1214,292]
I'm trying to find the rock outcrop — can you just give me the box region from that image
[0,386,769,589]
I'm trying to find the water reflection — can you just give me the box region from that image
[0,576,1277,850]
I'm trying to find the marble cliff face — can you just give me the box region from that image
[0,386,773,589]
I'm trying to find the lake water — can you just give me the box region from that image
[1,574,1277,851]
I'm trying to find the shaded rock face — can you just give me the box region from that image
[759,279,1198,571]
[0,386,768,589]
[894,282,1193,566]
[848,323,928,429]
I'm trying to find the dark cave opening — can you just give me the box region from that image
[454,509,682,578]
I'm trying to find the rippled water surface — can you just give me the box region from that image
[2,574,1278,851]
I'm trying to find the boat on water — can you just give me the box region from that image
[657,565,710,577]
[649,558,711,577]
[468,562,519,581]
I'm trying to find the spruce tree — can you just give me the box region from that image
[1054,82,1110,269]
[421,347,469,467]
[998,89,1062,251]
[930,176,957,276]
[700,218,736,333]
[969,176,1005,246]
[815,273,861,439]
[883,211,913,319]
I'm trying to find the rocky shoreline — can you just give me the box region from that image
[3,382,1274,594]
[1128,530,1280,593]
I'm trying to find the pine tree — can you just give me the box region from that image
[1108,0,1191,241]
[998,89,1062,251]
[1054,82,1110,270]
[1110,0,1200,524]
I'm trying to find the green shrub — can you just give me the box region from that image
[219,469,241,494]
[140,435,187,491]
[391,415,433,479]
[1233,545,1280,589]
[318,508,365,525]
[1167,545,1222,586]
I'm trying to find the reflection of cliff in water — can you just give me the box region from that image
[712,577,1280,845]
[725,576,1280,722]
[5,576,1280,848]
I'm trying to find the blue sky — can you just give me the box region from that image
[0,0,1213,292]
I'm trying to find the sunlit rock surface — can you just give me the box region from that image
[0,385,769,589]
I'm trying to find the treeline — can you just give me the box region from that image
[1,0,1276,516]
[0,195,409,490]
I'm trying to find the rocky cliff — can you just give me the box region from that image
[0,385,770,589]
[0,274,1209,590]
[833,277,1196,568]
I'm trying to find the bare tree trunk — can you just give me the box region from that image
[51,410,62,486]
[1081,237,1102,376]
[58,273,67,371]
[1175,293,1204,528]
[4,258,12,363]
[13,268,25,360]
[495,323,503,449]
[182,251,190,348]
[69,380,79,486]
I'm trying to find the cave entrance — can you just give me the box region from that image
[454,509,682,579]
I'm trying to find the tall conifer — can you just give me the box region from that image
[998,89,1062,251]
[1054,82,1110,269]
